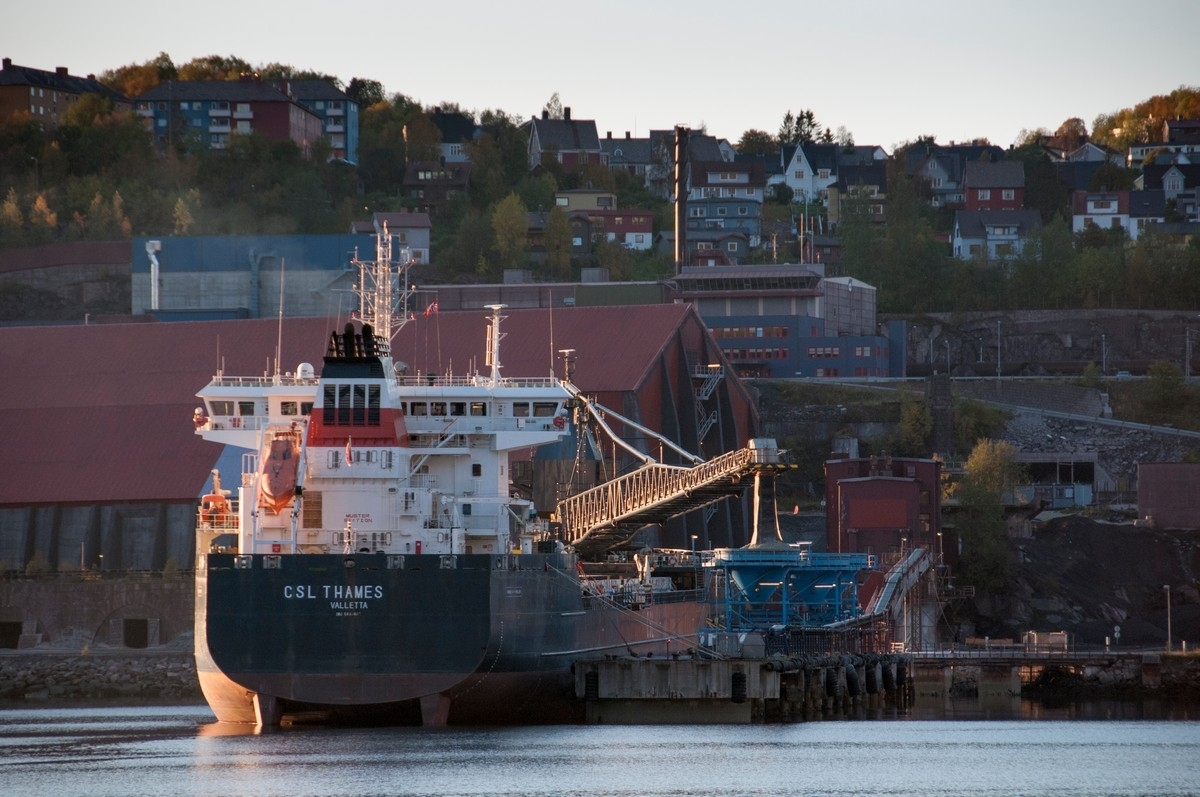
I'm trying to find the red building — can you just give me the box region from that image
[963,161,1025,212]
[1137,463,1200,530]
[824,455,948,566]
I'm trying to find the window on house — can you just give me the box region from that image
[794,170,804,179]
[819,169,830,179]
[1002,189,1015,200]
[727,242,737,252]
[978,189,991,200]
[556,197,568,206]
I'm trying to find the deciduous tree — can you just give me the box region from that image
[737,129,775,155]
[491,193,528,270]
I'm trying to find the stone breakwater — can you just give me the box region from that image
[0,652,201,703]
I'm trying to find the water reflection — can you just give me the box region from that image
[1,703,1198,797]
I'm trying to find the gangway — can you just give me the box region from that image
[556,438,791,553]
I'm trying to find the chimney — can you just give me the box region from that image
[606,131,611,139]
[2,58,12,70]
[625,131,631,139]
[541,110,548,120]
[564,107,571,121]
[56,66,68,77]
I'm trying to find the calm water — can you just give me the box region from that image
[1,703,1199,797]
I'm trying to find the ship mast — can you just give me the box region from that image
[484,304,507,386]
[351,222,416,349]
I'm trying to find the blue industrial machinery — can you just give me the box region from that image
[711,543,875,630]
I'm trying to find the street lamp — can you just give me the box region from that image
[1101,332,1107,376]
[1186,328,1199,381]
[996,319,1002,380]
[690,534,697,560]
[1164,584,1172,652]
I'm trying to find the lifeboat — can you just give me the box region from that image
[200,493,231,525]
[258,429,301,515]
[199,468,232,527]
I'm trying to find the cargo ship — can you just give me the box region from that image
[191,233,715,726]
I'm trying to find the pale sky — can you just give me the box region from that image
[8,0,1199,152]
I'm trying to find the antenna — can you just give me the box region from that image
[274,258,285,383]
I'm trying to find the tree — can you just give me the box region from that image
[516,172,558,213]
[100,52,177,97]
[542,92,564,120]
[402,111,441,163]
[962,438,1022,497]
[1005,143,1067,225]
[831,185,878,281]
[27,194,58,244]
[1146,360,1185,421]
[894,392,933,456]
[778,109,820,146]
[954,438,1021,596]
[737,129,775,155]
[177,55,254,81]
[542,205,572,280]
[491,193,528,270]
[172,192,197,234]
[1087,162,1137,192]
[1054,117,1088,151]
[1076,245,1122,308]
[0,187,25,247]
[346,78,386,109]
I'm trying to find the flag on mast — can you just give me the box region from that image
[424,300,438,317]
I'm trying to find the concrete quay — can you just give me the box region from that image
[574,653,909,724]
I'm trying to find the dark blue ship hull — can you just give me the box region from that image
[195,551,709,725]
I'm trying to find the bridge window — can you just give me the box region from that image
[532,402,557,417]
[209,400,234,416]
[512,402,530,417]
[352,384,366,424]
[470,401,487,417]
[281,401,299,416]
[323,384,380,425]
[450,402,466,416]
[410,402,427,416]
[431,402,447,416]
